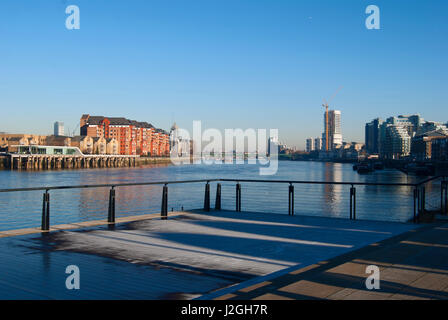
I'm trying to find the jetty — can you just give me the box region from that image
[4,145,138,170]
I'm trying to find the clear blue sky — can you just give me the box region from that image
[0,0,447,149]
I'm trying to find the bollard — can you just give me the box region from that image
[236,183,241,212]
[215,183,222,210]
[204,183,210,212]
[288,184,294,216]
[108,187,116,223]
[161,185,168,220]
[41,191,50,231]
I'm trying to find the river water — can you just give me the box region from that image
[0,161,440,230]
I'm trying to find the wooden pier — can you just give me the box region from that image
[7,154,138,170]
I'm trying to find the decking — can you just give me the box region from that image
[0,209,428,300]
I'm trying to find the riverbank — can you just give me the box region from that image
[137,156,172,165]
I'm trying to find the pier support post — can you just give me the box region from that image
[204,182,210,212]
[215,183,222,210]
[236,183,241,212]
[41,191,50,231]
[288,184,294,216]
[161,185,168,220]
[108,187,116,223]
[350,186,356,220]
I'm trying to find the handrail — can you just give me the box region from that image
[414,175,445,186]
[0,179,219,193]
[0,175,445,230]
[0,176,445,193]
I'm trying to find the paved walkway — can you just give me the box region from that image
[212,222,448,300]
[0,210,418,299]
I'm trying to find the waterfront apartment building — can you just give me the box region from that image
[80,114,169,156]
[314,137,323,151]
[54,122,64,136]
[382,125,411,159]
[417,121,448,136]
[306,138,314,153]
[323,110,342,150]
[385,114,423,138]
[366,114,425,159]
[431,137,448,161]
[1,134,47,148]
[365,118,384,154]
[411,129,448,161]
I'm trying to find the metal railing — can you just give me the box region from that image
[0,176,446,231]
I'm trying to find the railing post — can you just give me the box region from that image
[204,182,210,212]
[441,180,448,215]
[349,187,353,220]
[349,186,356,220]
[108,187,116,223]
[420,186,426,215]
[236,183,241,212]
[413,187,418,223]
[445,180,448,215]
[288,184,294,216]
[161,184,168,220]
[215,183,221,210]
[41,190,50,231]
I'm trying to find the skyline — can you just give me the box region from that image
[1,0,447,149]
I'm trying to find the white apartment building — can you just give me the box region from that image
[54,122,64,136]
[306,138,314,152]
[314,137,323,151]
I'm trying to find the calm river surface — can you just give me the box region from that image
[0,161,439,230]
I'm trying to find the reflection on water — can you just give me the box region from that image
[0,161,439,230]
[323,162,343,208]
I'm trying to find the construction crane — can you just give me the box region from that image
[69,122,80,137]
[322,86,343,151]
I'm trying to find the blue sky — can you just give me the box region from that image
[0,0,447,149]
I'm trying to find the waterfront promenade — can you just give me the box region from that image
[2,209,444,300]
[211,218,448,300]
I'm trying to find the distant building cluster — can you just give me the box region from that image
[307,109,344,153]
[0,115,172,157]
[0,133,120,155]
[365,114,448,160]
[304,109,363,160]
[80,114,170,156]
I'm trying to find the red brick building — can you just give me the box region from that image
[80,114,170,156]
